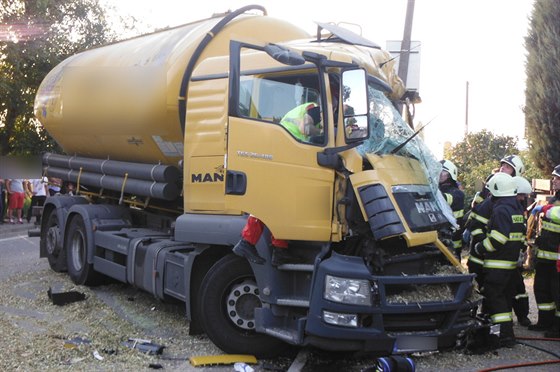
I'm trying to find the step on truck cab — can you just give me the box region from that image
[34,5,483,357]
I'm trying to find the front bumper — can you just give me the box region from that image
[305,252,481,353]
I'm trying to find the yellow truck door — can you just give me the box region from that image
[225,44,334,241]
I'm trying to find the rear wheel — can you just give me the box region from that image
[66,215,100,285]
[42,211,66,272]
[199,254,287,358]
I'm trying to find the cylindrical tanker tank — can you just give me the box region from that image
[34,9,311,166]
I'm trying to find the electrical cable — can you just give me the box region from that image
[515,340,560,359]
[477,359,560,372]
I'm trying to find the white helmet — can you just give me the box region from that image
[440,159,458,182]
[500,155,525,176]
[512,176,532,195]
[486,172,517,197]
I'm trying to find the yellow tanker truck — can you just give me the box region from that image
[34,5,484,357]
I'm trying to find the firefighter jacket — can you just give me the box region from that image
[439,180,465,249]
[535,192,560,266]
[466,197,493,266]
[480,196,525,270]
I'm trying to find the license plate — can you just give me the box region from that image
[393,336,437,353]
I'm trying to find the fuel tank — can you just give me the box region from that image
[34,11,309,165]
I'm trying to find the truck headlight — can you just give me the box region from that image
[324,275,372,306]
[323,310,358,327]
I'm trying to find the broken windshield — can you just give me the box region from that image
[358,85,455,226]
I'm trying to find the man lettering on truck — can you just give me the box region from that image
[233,102,323,266]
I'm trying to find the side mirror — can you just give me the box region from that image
[342,69,369,142]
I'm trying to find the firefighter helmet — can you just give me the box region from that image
[552,164,560,178]
[512,176,532,195]
[440,159,458,182]
[486,172,517,197]
[500,155,525,176]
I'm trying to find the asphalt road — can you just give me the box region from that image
[1,226,559,371]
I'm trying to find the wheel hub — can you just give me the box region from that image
[70,231,86,271]
[46,227,58,255]
[226,280,261,330]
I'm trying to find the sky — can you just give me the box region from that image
[101,0,535,158]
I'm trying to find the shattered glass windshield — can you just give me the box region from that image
[358,86,455,226]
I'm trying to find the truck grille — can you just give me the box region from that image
[382,312,447,332]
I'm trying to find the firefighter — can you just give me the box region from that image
[439,159,465,258]
[472,155,525,208]
[473,172,525,347]
[465,196,492,289]
[529,164,560,335]
[511,176,533,327]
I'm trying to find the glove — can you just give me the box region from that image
[462,229,471,244]
[517,250,527,267]
[473,242,485,257]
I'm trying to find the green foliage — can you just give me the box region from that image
[0,0,123,156]
[445,130,520,199]
[525,0,560,173]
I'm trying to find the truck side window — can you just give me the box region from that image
[238,70,325,144]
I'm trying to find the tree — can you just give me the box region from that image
[444,130,521,198]
[0,0,122,156]
[525,0,560,174]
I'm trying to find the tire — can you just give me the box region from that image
[199,254,287,358]
[41,211,66,272]
[65,215,100,286]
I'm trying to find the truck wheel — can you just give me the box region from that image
[200,254,287,358]
[66,215,100,286]
[42,211,66,272]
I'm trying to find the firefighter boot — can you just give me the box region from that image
[499,322,516,348]
[528,310,554,331]
[513,297,531,327]
[544,316,560,338]
[233,239,265,265]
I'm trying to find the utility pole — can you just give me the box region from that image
[398,0,415,86]
[465,81,469,137]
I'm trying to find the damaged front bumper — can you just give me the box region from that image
[304,252,483,354]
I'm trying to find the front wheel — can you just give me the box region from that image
[199,254,287,358]
[65,215,100,286]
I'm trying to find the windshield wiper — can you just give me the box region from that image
[390,118,434,155]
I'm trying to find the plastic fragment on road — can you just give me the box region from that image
[93,350,104,361]
[122,338,165,355]
[47,287,86,306]
[63,337,91,349]
[189,354,257,367]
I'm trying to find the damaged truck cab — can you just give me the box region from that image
[34,5,482,357]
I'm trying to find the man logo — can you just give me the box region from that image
[192,173,224,183]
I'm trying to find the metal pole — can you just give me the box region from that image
[398,0,415,85]
[465,81,469,137]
